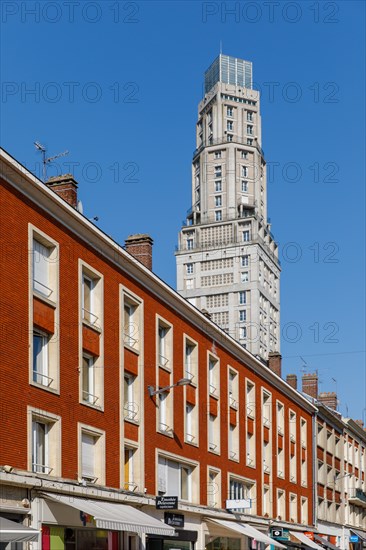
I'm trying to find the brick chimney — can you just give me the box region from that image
[125,234,153,270]
[302,372,318,399]
[318,392,338,410]
[286,374,297,390]
[46,174,78,208]
[268,352,282,377]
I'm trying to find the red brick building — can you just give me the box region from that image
[0,148,317,549]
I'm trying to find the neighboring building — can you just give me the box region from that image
[175,54,280,359]
[298,373,366,549]
[0,148,315,549]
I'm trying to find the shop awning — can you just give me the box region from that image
[314,535,339,550]
[0,516,40,543]
[207,519,286,548]
[290,531,325,550]
[43,493,175,536]
[351,530,366,542]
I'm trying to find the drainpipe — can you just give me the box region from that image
[312,409,318,530]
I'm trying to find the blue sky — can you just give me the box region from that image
[1,1,365,420]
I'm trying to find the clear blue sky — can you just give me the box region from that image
[1,1,365,420]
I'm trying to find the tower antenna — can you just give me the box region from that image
[34,141,69,182]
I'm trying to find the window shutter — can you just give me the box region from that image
[33,240,49,293]
[82,433,95,476]
[167,459,180,496]
[157,456,166,493]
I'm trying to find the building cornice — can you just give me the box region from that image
[0,148,316,413]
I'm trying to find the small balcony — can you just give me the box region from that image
[348,488,366,508]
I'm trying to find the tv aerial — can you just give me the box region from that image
[34,141,69,182]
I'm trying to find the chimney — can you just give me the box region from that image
[318,392,338,410]
[302,372,318,399]
[286,374,298,390]
[268,352,282,377]
[125,234,153,270]
[354,420,364,429]
[46,174,78,208]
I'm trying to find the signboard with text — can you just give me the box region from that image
[164,512,184,528]
[156,496,178,510]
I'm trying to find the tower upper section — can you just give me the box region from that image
[204,54,253,94]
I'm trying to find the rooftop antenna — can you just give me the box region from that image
[300,356,308,376]
[34,141,69,182]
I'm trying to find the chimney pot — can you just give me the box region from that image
[46,174,78,208]
[125,234,153,270]
[286,374,297,390]
[268,352,282,377]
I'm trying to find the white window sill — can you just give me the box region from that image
[29,380,59,395]
[33,289,57,308]
[80,399,104,412]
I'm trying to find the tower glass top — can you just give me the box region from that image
[204,54,253,94]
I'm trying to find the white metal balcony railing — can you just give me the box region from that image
[230,451,237,460]
[159,423,173,434]
[82,474,98,483]
[263,417,270,427]
[247,457,254,466]
[33,279,53,298]
[209,442,218,451]
[124,332,138,349]
[33,371,54,387]
[82,308,99,326]
[184,370,195,383]
[124,403,138,421]
[209,384,217,396]
[186,433,195,443]
[124,481,138,492]
[158,355,169,368]
[32,463,53,475]
[82,391,99,406]
[229,395,238,409]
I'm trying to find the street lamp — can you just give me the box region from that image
[147,378,191,397]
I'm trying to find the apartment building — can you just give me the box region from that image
[0,148,315,549]
[298,373,366,550]
[176,54,280,359]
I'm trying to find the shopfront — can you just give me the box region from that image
[33,493,175,549]
[205,519,286,550]
[350,530,366,550]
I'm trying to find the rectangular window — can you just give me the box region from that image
[239,310,246,322]
[82,354,98,405]
[241,255,249,267]
[214,165,222,178]
[241,271,249,283]
[33,329,51,386]
[124,447,137,491]
[158,457,194,501]
[242,230,250,242]
[123,292,141,350]
[215,196,222,207]
[227,134,233,142]
[33,239,52,297]
[289,494,297,523]
[214,151,222,159]
[215,180,222,192]
[208,469,220,507]
[227,107,233,117]
[124,374,138,421]
[32,421,48,474]
[186,263,194,275]
[158,391,169,432]
[208,414,219,451]
[208,356,219,396]
[227,121,233,131]
[82,274,94,324]
[215,210,222,221]
[247,112,253,122]
[187,238,193,250]
[247,138,253,145]
[239,291,247,304]
[185,403,196,443]
[241,150,248,159]
[242,166,248,177]
[229,478,255,513]
[228,369,238,407]
[80,426,105,484]
[247,125,253,135]
[241,180,248,192]
[157,320,172,369]
[277,490,285,520]
[29,408,61,477]
[185,339,197,382]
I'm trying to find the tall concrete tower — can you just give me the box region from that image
[175,54,280,360]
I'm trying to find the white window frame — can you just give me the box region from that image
[28,406,61,477]
[78,423,105,484]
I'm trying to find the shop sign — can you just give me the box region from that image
[304,532,315,541]
[164,512,184,528]
[226,498,251,510]
[350,535,359,543]
[156,496,178,510]
[271,528,290,540]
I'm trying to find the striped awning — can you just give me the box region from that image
[43,493,175,536]
[0,517,40,543]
